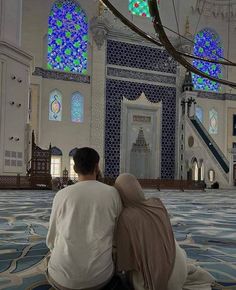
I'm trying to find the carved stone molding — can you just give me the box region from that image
[33,67,90,83]
[90,16,109,50]
[193,0,236,19]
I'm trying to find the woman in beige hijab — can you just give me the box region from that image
[115,173,215,290]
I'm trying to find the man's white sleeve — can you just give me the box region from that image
[46,197,59,251]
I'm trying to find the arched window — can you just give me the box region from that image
[71,92,84,123]
[192,29,223,92]
[191,158,199,181]
[209,109,218,134]
[51,146,62,178]
[69,148,78,181]
[196,106,203,123]
[47,0,88,74]
[49,90,62,121]
[208,169,215,182]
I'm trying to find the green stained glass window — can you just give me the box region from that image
[192,29,223,92]
[129,0,160,17]
[47,0,88,74]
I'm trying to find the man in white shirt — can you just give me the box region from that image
[46,147,122,290]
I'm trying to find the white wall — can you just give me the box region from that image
[21,0,100,174]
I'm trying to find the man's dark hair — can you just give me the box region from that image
[73,147,100,175]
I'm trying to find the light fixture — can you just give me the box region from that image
[100,0,236,89]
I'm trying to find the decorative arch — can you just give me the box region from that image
[196,106,203,123]
[47,0,88,74]
[209,108,218,134]
[192,28,223,92]
[71,92,84,122]
[49,89,62,121]
[69,148,78,157]
[51,146,63,156]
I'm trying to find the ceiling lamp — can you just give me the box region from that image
[100,0,236,89]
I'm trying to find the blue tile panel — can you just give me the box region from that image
[105,40,177,178]
[105,79,176,178]
[107,40,177,74]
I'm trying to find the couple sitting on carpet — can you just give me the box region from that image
[46,147,215,290]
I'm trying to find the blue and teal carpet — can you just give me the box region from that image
[0,189,236,289]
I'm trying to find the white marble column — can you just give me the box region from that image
[0,0,22,46]
[0,0,33,175]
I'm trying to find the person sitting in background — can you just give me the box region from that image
[114,173,215,290]
[46,147,122,290]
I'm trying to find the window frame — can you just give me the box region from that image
[51,155,62,178]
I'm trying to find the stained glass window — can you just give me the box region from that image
[192,29,223,92]
[129,0,159,17]
[71,92,84,123]
[49,90,62,121]
[129,0,151,17]
[196,106,203,123]
[47,0,88,74]
[209,109,218,134]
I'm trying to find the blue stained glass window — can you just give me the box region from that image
[209,109,218,134]
[192,29,223,92]
[71,92,84,123]
[47,0,88,74]
[196,106,203,123]
[49,90,62,121]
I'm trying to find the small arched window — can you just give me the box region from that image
[71,92,84,123]
[196,106,203,123]
[208,169,215,182]
[209,109,218,134]
[192,29,223,92]
[47,0,88,74]
[49,90,62,121]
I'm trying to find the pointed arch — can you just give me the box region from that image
[49,89,62,121]
[192,28,223,92]
[71,92,84,123]
[47,0,88,74]
[51,146,63,156]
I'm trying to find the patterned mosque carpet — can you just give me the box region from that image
[0,189,235,290]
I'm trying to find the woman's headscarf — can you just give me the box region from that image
[115,173,176,290]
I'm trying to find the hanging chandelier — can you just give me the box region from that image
[100,0,236,89]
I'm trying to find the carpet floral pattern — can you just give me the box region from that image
[0,189,235,289]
